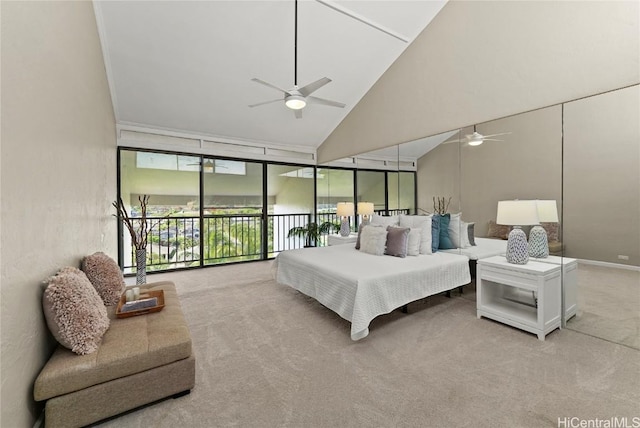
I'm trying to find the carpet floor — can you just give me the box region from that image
[106,261,640,427]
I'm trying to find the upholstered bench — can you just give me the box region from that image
[34,281,195,427]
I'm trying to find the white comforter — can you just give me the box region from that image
[273,245,470,340]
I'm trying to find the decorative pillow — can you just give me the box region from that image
[448,213,463,248]
[460,222,471,248]
[541,222,559,241]
[399,214,432,254]
[370,214,399,228]
[431,215,441,252]
[487,220,511,240]
[385,226,410,258]
[467,222,477,246]
[355,223,366,250]
[406,228,422,256]
[438,213,455,249]
[42,267,110,355]
[359,225,387,256]
[82,252,126,306]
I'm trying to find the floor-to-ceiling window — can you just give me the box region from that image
[119,148,417,273]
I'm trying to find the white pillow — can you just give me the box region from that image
[359,225,387,256]
[460,221,471,248]
[399,214,432,255]
[406,228,422,256]
[370,214,399,228]
[448,213,462,248]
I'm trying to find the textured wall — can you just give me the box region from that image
[318,1,639,163]
[0,2,116,426]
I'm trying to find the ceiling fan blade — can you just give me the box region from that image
[482,132,512,138]
[482,139,505,142]
[251,78,289,94]
[248,99,281,108]
[294,109,303,119]
[307,95,345,108]
[298,77,331,97]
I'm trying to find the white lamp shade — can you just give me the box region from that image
[336,202,355,217]
[357,202,374,216]
[536,200,559,223]
[496,200,539,226]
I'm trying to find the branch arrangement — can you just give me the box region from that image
[433,196,452,215]
[113,195,150,250]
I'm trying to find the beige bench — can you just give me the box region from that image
[34,281,195,427]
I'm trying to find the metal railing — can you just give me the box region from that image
[123,209,412,272]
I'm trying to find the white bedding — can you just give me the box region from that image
[273,245,470,341]
[441,237,507,260]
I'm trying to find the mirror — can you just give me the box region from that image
[345,84,639,348]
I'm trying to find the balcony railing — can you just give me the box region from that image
[123,208,412,272]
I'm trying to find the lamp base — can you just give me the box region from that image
[506,227,529,264]
[528,225,549,258]
[339,218,351,237]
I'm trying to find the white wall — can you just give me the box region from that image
[318,0,639,163]
[0,2,116,426]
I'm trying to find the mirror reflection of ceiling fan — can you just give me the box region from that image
[248,0,345,119]
[444,125,511,146]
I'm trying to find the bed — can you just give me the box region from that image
[273,244,470,341]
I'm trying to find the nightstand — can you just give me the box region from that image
[477,256,561,340]
[327,233,357,246]
[531,255,578,326]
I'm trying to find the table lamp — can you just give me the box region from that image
[336,202,354,237]
[529,200,558,258]
[496,200,539,264]
[357,202,374,225]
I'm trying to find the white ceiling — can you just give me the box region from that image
[94,0,447,149]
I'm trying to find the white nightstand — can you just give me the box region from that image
[531,255,578,326]
[327,233,358,246]
[477,255,562,340]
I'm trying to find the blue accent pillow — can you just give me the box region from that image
[431,215,440,253]
[438,213,455,249]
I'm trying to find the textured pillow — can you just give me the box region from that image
[385,226,410,258]
[42,267,110,355]
[355,223,367,250]
[438,214,455,249]
[431,215,441,252]
[448,213,463,248]
[467,222,477,246]
[359,225,387,256]
[370,214,399,228]
[541,222,559,241]
[487,220,511,240]
[399,215,432,255]
[406,228,422,256]
[82,252,126,306]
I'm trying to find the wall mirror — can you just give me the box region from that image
[346,83,639,348]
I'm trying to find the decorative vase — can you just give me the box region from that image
[135,248,147,285]
[528,225,549,258]
[506,227,529,264]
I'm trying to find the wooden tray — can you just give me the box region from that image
[116,290,165,318]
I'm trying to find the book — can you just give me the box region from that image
[120,297,158,313]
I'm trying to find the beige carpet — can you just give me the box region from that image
[108,261,640,427]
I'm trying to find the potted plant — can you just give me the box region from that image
[112,195,158,284]
[288,221,339,247]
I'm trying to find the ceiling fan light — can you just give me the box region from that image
[285,95,306,110]
[468,138,483,146]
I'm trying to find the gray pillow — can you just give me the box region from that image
[467,222,476,246]
[359,225,387,256]
[385,226,410,258]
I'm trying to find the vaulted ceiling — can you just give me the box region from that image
[94,0,447,149]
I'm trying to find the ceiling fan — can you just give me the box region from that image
[444,126,511,146]
[248,0,345,119]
